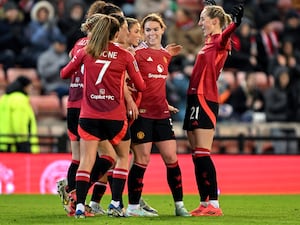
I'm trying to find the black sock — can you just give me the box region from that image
[193,155,218,201]
[107,170,113,191]
[128,163,146,204]
[90,155,114,183]
[67,160,79,192]
[90,181,107,203]
[111,168,127,203]
[166,161,183,202]
[75,170,90,205]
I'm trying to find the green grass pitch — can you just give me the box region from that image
[1,194,299,225]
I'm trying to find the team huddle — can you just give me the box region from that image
[56,0,244,219]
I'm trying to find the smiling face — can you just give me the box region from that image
[127,22,141,47]
[198,8,214,36]
[143,20,164,49]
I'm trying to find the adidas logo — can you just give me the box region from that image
[147,57,153,62]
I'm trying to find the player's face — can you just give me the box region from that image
[198,9,214,36]
[117,21,129,44]
[128,23,141,47]
[143,21,164,49]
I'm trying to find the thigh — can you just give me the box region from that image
[79,139,98,172]
[70,140,80,160]
[131,142,153,165]
[114,139,131,169]
[114,139,131,158]
[98,140,116,159]
[193,128,215,150]
[187,130,196,150]
[155,139,178,164]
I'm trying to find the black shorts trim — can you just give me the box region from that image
[79,118,130,144]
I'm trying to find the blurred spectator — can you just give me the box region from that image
[134,0,172,21]
[0,0,8,7]
[0,76,39,153]
[269,37,300,78]
[264,66,290,122]
[287,70,300,122]
[19,0,65,68]
[252,0,284,75]
[264,66,298,154]
[166,55,189,121]
[176,0,203,13]
[0,1,27,72]
[166,6,204,58]
[281,9,300,52]
[276,0,294,22]
[110,0,136,17]
[225,71,265,122]
[255,16,281,75]
[58,0,86,53]
[17,0,35,24]
[224,17,258,72]
[253,0,279,29]
[37,34,69,100]
[217,74,233,122]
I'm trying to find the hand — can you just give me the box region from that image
[168,105,179,114]
[126,96,139,120]
[204,0,216,6]
[165,43,182,56]
[231,4,244,27]
[127,46,136,55]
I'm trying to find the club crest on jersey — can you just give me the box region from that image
[99,89,105,95]
[157,64,164,73]
[137,131,145,140]
[75,76,80,83]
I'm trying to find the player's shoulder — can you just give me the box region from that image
[74,37,89,50]
[71,37,88,55]
[111,42,132,55]
[135,41,148,52]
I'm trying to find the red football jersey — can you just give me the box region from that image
[187,23,236,102]
[135,42,172,119]
[63,37,89,108]
[61,42,145,120]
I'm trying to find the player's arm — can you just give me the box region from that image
[124,83,139,120]
[220,4,244,46]
[60,48,84,79]
[126,53,146,92]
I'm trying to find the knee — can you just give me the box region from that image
[134,152,150,165]
[163,155,178,165]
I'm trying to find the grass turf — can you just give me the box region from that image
[0,194,299,225]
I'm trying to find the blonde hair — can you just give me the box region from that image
[86,15,120,58]
[86,0,106,18]
[126,17,139,31]
[204,5,232,28]
[81,13,103,34]
[141,13,166,30]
